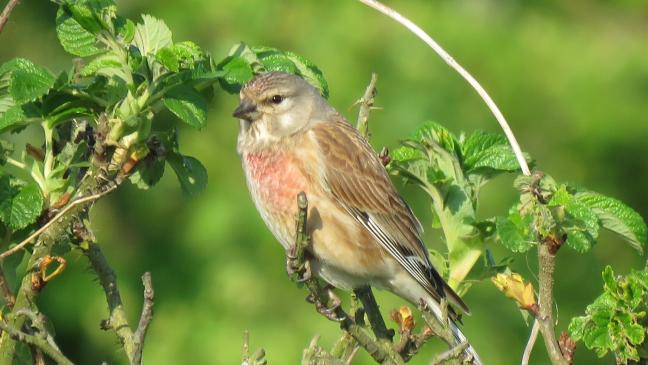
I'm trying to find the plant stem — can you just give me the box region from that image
[0,0,20,34]
[355,0,530,176]
[0,320,73,365]
[536,243,568,365]
[355,73,378,138]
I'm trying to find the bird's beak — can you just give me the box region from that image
[233,100,259,121]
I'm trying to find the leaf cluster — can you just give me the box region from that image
[569,266,648,364]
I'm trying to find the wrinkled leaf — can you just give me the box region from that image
[8,59,56,103]
[55,7,102,57]
[132,14,173,56]
[0,176,44,231]
[576,191,647,254]
[162,86,208,129]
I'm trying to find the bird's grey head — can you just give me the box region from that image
[233,72,332,148]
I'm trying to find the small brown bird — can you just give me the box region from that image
[234,72,481,364]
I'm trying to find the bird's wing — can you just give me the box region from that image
[311,117,469,314]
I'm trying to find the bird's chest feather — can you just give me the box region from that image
[243,149,310,222]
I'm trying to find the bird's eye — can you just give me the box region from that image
[270,95,284,104]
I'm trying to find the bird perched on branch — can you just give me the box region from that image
[234,71,482,364]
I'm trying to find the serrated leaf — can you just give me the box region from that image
[114,16,136,43]
[162,86,208,129]
[167,153,207,196]
[496,208,536,252]
[8,59,56,103]
[575,191,647,254]
[0,177,44,231]
[80,53,123,77]
[550,185,600,253]
[284,51,329,99]
[133,14,173,56]
[465,144,520,173]
[462,130,508,160]
[413,121,460,154]
[55,7,102,57]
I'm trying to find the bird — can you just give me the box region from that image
[234,71,482,364]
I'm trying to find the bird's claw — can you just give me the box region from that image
[286,250,311,283]
[312,287,345,322]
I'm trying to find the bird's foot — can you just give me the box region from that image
[307,285,345,322]
[286,249,311,283]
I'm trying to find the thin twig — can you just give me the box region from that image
[521,319,540,365]
[0,0,20,34]
[355,73,379,138]
[0,184,118,260]
[429,341,469,365]
[0,320,73,365]
[356,0,530,176]
[132,272,154,365]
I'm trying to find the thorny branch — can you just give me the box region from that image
[0,318,73,365]
[83,241,155,365]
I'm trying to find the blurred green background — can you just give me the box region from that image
[2,0,648,364]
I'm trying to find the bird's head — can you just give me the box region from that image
[233,72,331,144]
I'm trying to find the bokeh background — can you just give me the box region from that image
[2,0,648,364]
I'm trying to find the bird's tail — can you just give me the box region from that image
[425,297,484,365]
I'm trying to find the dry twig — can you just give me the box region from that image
[0,0,20,34]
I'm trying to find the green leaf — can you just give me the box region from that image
[496,207,536,252]
[8,59,56,104]
[55,7,102,57]
[0,140,13,165]
[167,153,207,196]
[80,53,123,78]
[129,159,165,189]
[0,176,44,231]
[132,14,173,56]
[549,185,600,253]
[156,47,180,72]
[162,86,208,129]
[575,191,647,254]
[0,104,26,133]
[465,144,520,173]
[217,56,254,93]
[462,130,508,159]
[413,121,460,154]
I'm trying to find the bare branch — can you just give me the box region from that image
[132,272,155,365]
[354,73,379,138]
[521,319,540,365]
[536,241,569,365]
[84,241,155,365]
[0,0,20,34]
[429,341,469,365]
[356,0,530,176]
[0,319,73,365]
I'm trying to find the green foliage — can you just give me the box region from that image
[216,42,329,97]
[388,122,526,287]
[0,174,43,231]
[569,266,648,364]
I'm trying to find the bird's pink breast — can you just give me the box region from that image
[244,150,309,214]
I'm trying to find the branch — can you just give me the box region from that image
[429,341,469,365]
[354,73,379,138]
[356,0,530,176]
[0,184,118,260]
[0,265,15,308]
[535,241,569,365]
[521,319,540,365]
[0,0,20,34]
[83,241,155,365]
[288,192,404,365]
[0,319,73,365]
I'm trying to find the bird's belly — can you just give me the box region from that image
[242,150,396,290]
